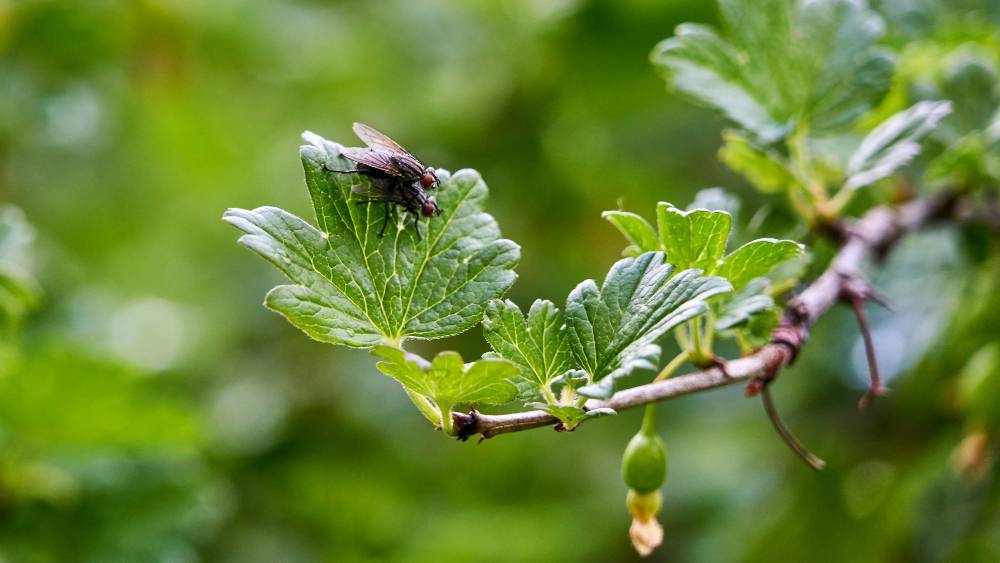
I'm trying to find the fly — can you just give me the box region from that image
[327,122,441,239]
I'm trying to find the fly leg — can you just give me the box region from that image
[324,166,362,174]
[379,202,392,237]
[412,214,423,242]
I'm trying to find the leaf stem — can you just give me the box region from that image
[691,318,704,359]
[769,277,799,298]
[640,403,658,436]
[675,324,691,353]
[561,384,576,405]
[702,311,716,355]
[735,330,754,356]
[542,384,559,405]
[788,125,832,221]
[827,187,855,217]
[438,403,455,435]
[654,351,689,383]
[404,388,442,426]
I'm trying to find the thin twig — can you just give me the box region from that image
[850,294,887,409]
[760,385,826,470]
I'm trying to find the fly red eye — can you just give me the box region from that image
[420,171,436,189]
[421,201,438,217]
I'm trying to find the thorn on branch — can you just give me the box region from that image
[841,276,889,409]
[744,378,766,397]
[865,285,895,312]
[760,384,826,471]
[452,410,479,442]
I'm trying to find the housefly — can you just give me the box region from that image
[329,122,441,239]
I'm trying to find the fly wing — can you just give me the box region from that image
[341,147,404,176]
[342,147,424,179]
[352,122,426,177]
[351,176,402,203]
[353,122,410,155]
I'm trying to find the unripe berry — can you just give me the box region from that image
[622,410,668,493]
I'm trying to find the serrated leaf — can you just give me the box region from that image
[652,0,892,141]
[717,239,805,290]
[716,278,775,331]
[602,211,659,256]
[564,252,732,399]
[651,23,791,143]
[718,130,797,194]
[372,345,518,429]
[551,369,589,391]
[529,403,617,431]
[225,132,520,348]
[656,203,732,272]
[845,101,953,190]
[482,299,572,397]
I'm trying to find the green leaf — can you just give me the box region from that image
[551,369,589,392]
[928,132,1000,185]
[651,23,791,143]
[656,203,732,272]
[225,132,520,348]
[794,0,895,131]
[564,252,732,399]
[938,56,998,134]
[602,211,659,255]
[717,239,805,290]
[372,345,518,431]
[845,101,953,190]
[529,403,616,431]
[718,130,797,194]
[652,0,892,141]
[716,278,775,331]
[482,299,572,397]
[743,307,780,348]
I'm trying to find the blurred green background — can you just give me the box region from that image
[1,0,999,561]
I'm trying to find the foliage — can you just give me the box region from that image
[605,197,803,362]
[650,0,894,142]
[371,345,517,434]
[653,0,958,227]
[225,133,519,348]
[482,298,573,399]
[845,101,953,190]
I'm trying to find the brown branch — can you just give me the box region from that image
[453,193,957,441]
